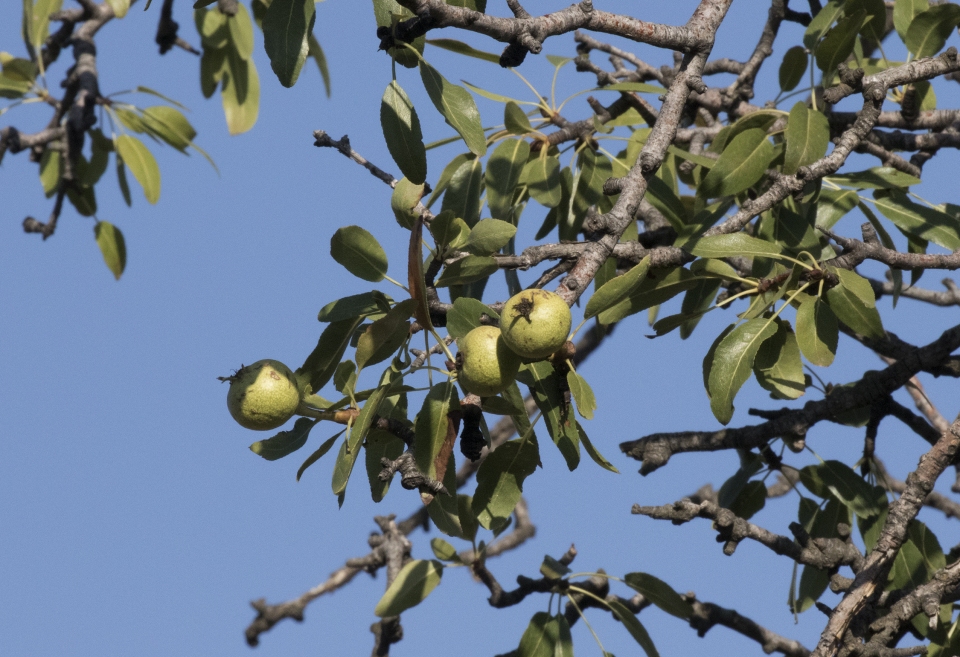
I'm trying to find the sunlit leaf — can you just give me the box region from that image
[114,134,161,204]
[420,61,487,157]
[249,417,315,460]
[330,225,389,282]
[706,319,778,424]
[381,80,427,184]
[374,559,444,617]
[263,0,316,87]
[94,221,127,280]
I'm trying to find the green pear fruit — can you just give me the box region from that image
[224,359,301,431]
[500,289,572,360]
[457,325,522,397]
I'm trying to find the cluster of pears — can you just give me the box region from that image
[223,290,572,431]
[457,289,572,397]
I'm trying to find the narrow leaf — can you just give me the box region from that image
[114,135,160,204]
[707,319,779,424]
[420,61,486,156]
[250,417,315,460]
[94,221,127,280]
[381,80,427,184]
[374,559,444,617]
[263,0,315,87]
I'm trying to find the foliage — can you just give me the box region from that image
[5,0,960,656]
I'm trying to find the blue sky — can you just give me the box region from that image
[3,2,960,656]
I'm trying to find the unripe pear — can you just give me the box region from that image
[500,289,572,360]
[457,326,522,397]
[224,359,301,431]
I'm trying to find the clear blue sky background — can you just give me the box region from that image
[2,2,960,656]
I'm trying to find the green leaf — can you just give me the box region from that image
[905,4,960,58]
[141,106,197,152]
[717,454,763,508]
[429,210,471,250]
[687,233,783,258]
[420,61,487,157]
[784,103,830,175]
[463,218,516,256]
[332,384,389,497]
[520,362,579,470]
[26,0,62,52]
[584,256,651,320]
[300,317,363,393]
[441,157,483,226]
[729,480,767,519]
[374,559,444,617]
[446,297,499,338]
[570,149,612,231]
[430,537,462,562]
[538,554,571,580]
[566,371,596,420]
[778,46,808,92]
[846,0,887,43]
[699,129,776,198]
[872,190,960,251]
[646,175,689,231]
[816,189,859,229]
[426,153,472,208]
[624,572,693,619]
[804,0,845,49]
[114,135,161,204]
[39,148,60,197]
[607,600,659,657]
[330,225,389,282]
[826,269,884,338]
[894,0,929,41]
[519,155,562,208]
[105,0,130,18]
[381,81,427,184]
[391,178,424,230]
[829,167,923,190]
[577,422,618,473]
[425,38,499,64]
[795,295,837,367]
[707,319,779,424]
[227,2,255,60]
[196,7,228,48]
[435,256,498,287]
[307,34,331,96]
[414,381,456,483]
[94,221,127,280]
[263,0,315,87]
[504,101,533,135]
[355,299,414,370]
[517,613,574,657]
[296,431,342,480]
[815,11,866,75]
[796,563,831,613]
[471,438,539,530]
[250,417,315,460]
[457,494,479,542]
[597,81,668,95]
[221,49,260,135]
[485,139,529,220]
[813,460,884,518]
[753,319,806,400]
[598,266,699,325]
